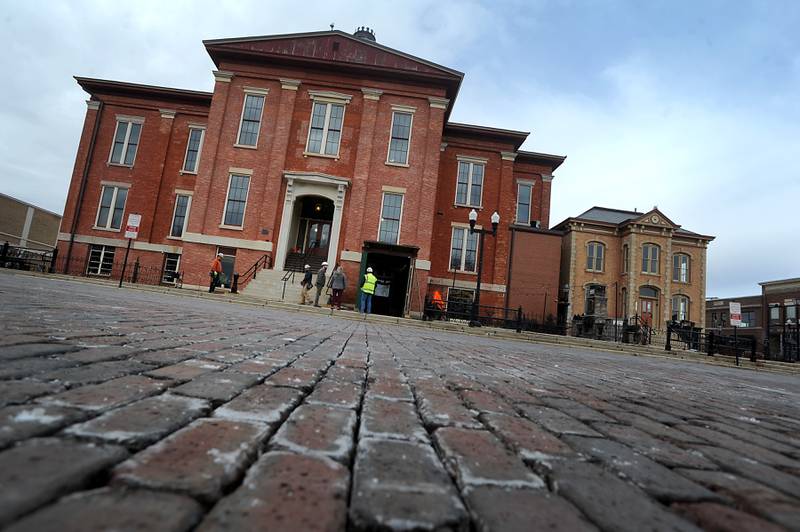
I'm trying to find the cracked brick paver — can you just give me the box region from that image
[1,273,799,531]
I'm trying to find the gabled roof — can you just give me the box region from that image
[574,206,640,225]
[203,30,464,109]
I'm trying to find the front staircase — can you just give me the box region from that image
[284,251,326,272]
[241,268,306,302]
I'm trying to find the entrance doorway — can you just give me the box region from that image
[217,246,237,288]
[639,286,660,328]
[360,241,419,317]
[286,196,334,271]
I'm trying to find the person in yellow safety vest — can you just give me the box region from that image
[360,267,377,314]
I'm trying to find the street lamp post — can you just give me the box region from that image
[469,209,500,327]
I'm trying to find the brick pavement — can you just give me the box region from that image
[1,271,799,531]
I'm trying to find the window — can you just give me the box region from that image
[387,111,412,164]
[622,244,629,273]
[222,174,250,227]
[237,94,265,146]
[449,227,479,272]
[86,245,115,276]
[306,102,344,156]
[642,243,660,274]
[182,128,205,173]
[170,194,191,238]
[585,284,607,317]
[378,193,403,244]
[95,185,128,230]
[586,242,605,272]
[161,253,181,284]
[109,120,142,165]
[671,295,690,321]
[673,254,690,283]
[787,306,797,322]
[455,161,484,207]
[516,182,532,225]
[769,306,780,321]
[741,310,755,327]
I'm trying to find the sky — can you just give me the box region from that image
[1,0,798,297]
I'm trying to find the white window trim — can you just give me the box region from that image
[672,295,690,321]
[515,181,534,224]
[454,160,486,208]
[181,127,206,174]
[673,253,690,283]
[448,226,479,274]
[108,119,143,167]
[168,193,193,239]
[304,100,347,158]
[446,286,475,304]
[586,241,605,272]
[308,90,353,104]
[87,244,115,276]
[377,192,404,245]
[234,91,266,148]
[642,243,661,274]
[385,110,414,167]
[93,185,129,231]
[220,173,251,229]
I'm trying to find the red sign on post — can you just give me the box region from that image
[124,214,141,239]
[729,302,742,327]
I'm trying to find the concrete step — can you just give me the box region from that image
[241,268,306,302]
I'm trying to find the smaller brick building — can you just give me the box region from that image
[0,192,61,251]
[553,207,714,332]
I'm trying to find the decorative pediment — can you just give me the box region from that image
[204,31,462,80]
[631,208,679,229]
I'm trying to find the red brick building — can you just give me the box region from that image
[58,28,565,316]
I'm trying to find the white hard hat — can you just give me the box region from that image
[366,267,373,273]
[304,264,310,269]
[322,262,328,266]
[217,253,223,257]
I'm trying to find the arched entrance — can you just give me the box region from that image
[284,195,334,270]
[639,285,660,328]
[273,172,349,272]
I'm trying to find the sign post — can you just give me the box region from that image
[118,214,141,288]
[729,302,741,365]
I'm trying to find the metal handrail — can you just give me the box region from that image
[239,254,271,285]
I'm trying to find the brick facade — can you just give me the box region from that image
[58,29,565,316]
[553,207,714,331]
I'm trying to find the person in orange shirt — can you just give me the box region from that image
[209,253,223,293]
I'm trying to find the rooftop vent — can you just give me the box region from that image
[353,26,376,42]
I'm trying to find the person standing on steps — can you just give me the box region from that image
[329,263,346,310]
[209,253,223,293]
[299,264,313,305]
[360,266,377,314]
[313,261,328,307]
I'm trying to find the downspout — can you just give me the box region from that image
[64,100,104,271]
[505,226,515,314]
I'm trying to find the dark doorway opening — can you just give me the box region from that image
[360,241,418,317]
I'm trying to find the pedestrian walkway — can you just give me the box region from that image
[1,273,799,531]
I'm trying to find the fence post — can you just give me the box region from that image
[1,241,7,266]
[665,322,672,351]
[516,306,522,333]
[132,259,140,284]
[707,331,714,356]
[231,273,239,294]
[48,247,58,274]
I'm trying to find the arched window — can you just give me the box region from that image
[642,243,660,274]
[672,295,690,321]
[622,244,629,273]
[672,253,690,283]
[586,241,605,272]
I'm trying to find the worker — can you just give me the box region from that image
[209,253,223,293]
[360,266,377,314]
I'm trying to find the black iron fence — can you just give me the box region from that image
[0,243,56,272]
[666,322,756,365]
[51,255,176,287]
[571,314,653,345]
[423,297,524,331]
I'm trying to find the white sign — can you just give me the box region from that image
[729,302,741,327]
[124,213,142,239]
